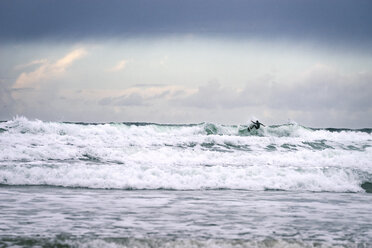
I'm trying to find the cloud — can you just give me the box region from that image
[107,59,127,72]
[99,93,146,106]
[175,82,242,109]
[13,48,87,89]
[1,0,372,49]
[0,82,16,119]
[54,48,87,68]
[166,68,372,127]
[98,85,191,107]
[159,56,168,66]
[265,66,372,112]
[14,59,48,70]
[176,67,372,115]
[132,83,166,88]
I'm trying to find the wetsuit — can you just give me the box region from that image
[248,121,262,131]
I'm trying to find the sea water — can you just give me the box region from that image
[0,117,371,247]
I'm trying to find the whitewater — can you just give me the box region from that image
[1,117,371,192]
[1,117,372,247]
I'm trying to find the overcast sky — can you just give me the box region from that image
[1,0,372,127]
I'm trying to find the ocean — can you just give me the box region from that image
[0,116,371,247]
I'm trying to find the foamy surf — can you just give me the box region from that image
[0,116,371,192]
[0,162,367,192]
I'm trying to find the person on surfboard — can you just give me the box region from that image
[248,120,265,131]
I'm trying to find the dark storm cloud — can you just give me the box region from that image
[1,0,372,46]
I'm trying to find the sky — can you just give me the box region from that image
[1,0,372,127]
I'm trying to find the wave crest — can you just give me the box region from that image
[1,117,371,192]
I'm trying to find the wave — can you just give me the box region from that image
[1,116,371,137]
[0,116,371,192]
[1,161,371,192]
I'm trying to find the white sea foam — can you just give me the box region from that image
[0,161,366,192]
[0,117,371,192]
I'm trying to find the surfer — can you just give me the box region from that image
[248,120,265,131]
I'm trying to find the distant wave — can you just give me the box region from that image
[0,116,371,192]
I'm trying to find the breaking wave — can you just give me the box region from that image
[0,116,371,192]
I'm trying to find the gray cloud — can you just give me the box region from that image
[132,84,167,88]
[99,88,173,107]
[175,82,244,109]
[0,83,16,119]
[266,72,372,112]
[3,62,371,127]
[1,0,372,48]
[99,93,146,107]
[171,71,372,127]
[177,70,372,116]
